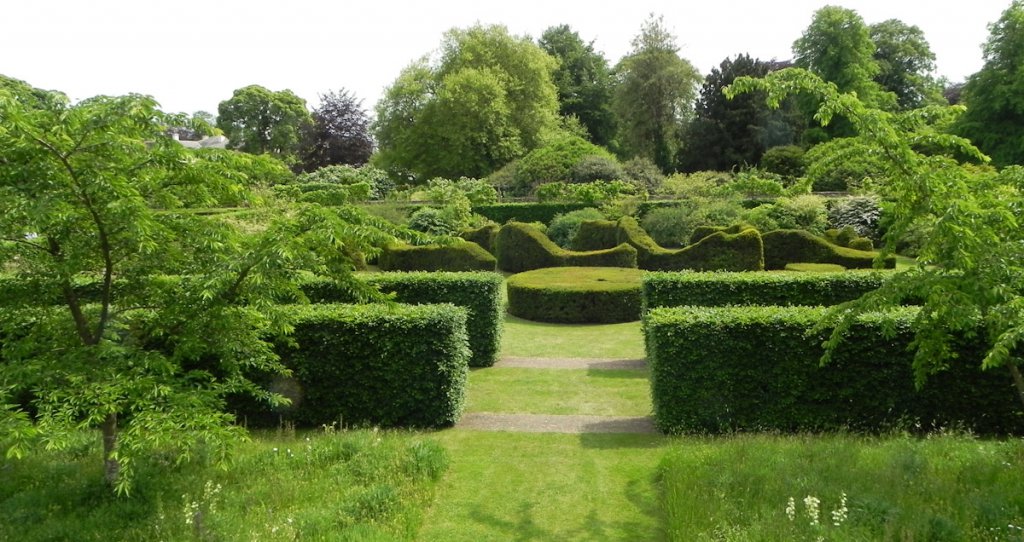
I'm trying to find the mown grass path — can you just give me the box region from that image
[417,316,671,541]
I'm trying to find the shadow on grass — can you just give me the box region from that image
[586,367,649,379]
[467,500,666,541]
[579,432,665,449]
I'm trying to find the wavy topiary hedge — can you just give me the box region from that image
[506,267,644,323]
[460,223,500,254]
[570,219,619,251]
[616,217,764,272]
[642,270,893,309]
[762,229,894,270]
[494,222,638,273]
[301,272,504,368]
[688,223,758,245]
[645,305,1024,435]
[378,241,496,272]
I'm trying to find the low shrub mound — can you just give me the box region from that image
[689,223,757,245]
[378,241,496,272]
[570,219,618,251]
[256,303,469,428]
[784,263,846,272]
[494,222,637,273]
[616,217,764,272]
[506,267,644,323]
[473,202,591,225]
[643,270,892,308]
[824,226,874,251]
[460,223,500,254]
[762,229,895,270]
[301,272,504,368]
[644,306,1023,434]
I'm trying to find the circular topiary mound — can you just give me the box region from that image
[506,267,644,324]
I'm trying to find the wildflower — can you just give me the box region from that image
[785,497,796,521]
[831,492,848,526]
[804,495,821,527]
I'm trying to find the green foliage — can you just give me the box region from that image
[827,196,882,240]
[493,222,637,273]
[804,137,889,191]
[506,267,643,323]
[546,208,606,248]
[273,182,373,205]
[295,164,393,200]
[615,217,765,272]
[622,157,666,192]
[535,180,644,205]
[569,154,626,183]
[642,270,892,309]
[870,19,944,110]
[423,177,498,207]
[752,194,830,234]
[299,88,374,171]
[759,145,806,178]
[301,272,504,368]
[406,177,495,236]
[613,15,702,170]
[724,168,789,197]
[510,134,618,193]
[538,25,617,147]
[459,223,500,254]
[639,206,693,248]
[785,262,847,272]
[644,306,1023,434]
[216,84,312,162]
[688,223,757,245]
[658,170,733,198]
[471,202,592,225]
[569,219,619,251]
[762,229,894,270]
[374,24,559,180]
[378,242,496,272]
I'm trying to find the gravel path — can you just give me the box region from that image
[456,413,657,434]
[495,356,647,370]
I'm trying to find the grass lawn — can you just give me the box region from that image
[466,367,651,416]
[500,314,645,359]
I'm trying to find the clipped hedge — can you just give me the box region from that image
[570,219,619,251]
[616,217,764,272]
[762,229,895,270]
[378,242,496,272]
[473,203,592,225]
[257,303,468,428]
[689,223,757,245]
[645,306,1023,435]
[460,223,500,254]
[506,267,643,323]
[494,222,638,273]
[642,270,893,309]
[301,272,504,368]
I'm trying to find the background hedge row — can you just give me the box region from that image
[301,271,504,368]
[378,242,496,272]
[642,270,894,309]
[494,222,638,273]
[644,306,1023,435]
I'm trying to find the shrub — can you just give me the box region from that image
[623,156,665,193]
[570,219,619,251]
[273,182,373,205]
[762,229,894,270]
[296,164,393,199]
[570,155,627,183]
[535,180,644,205]
[472,202,592,225]
[848,237,874,251]
[378,242,496,272]
[658,171,733,198]
[494,222,637,273]
[640,206,693,248]
[805,138,888,192]
[460,223,500,254]
[644,306,1024,434]
[642,270,891,309]
[759,145,806,178]
[616,217,764,272]
[513,134,617,189]
[546,208,606,248]
[301,272,504,368]
[506,267,643,323]
[263,303,469,428]
[827,196,882,240]
[724,168,787,198]
[758,195,829,234]
[689,223,756,245]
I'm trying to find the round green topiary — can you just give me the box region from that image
[506,267,644,324]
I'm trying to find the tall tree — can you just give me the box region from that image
[955,0,1024,167]
[612,15,701,171]
[870,19,944,110]
[217,85,312,162]
[374,24,559,181]
[300,89,374,172]
[538,25,616,148]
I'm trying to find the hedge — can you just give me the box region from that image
[616,217,764,272]
[506,267,643,323]
[644,306,1023,435]
[570,219,619,251]
[301,271,504,368]
[762,229,895,270]
[378,241,496,272]
[493,222,638,273]
[251,303,468,428]
[460,223,500,254]
[642,270,893,309]
[473,203,592,225]
[689,223,757,245]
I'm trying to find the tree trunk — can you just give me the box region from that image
[1009,362,1024,412]
[101,413,120,487]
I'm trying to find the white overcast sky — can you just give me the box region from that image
[1,0,1012,116]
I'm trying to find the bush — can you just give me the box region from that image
[827,196,882,240]
[570,155,626,184]
[301,272,504,368]
[535,180,645,205]
[658,171,732,198]
[513,135,618,191]
[642,270,892,309]
[640,206,693,248]
[263,303,469,428]
[644,306,1024,434]
[762,229,894,270]
[378,242,496,272]
[724,169,788,198]
[472,202,592,225]
[617,217,764,272]
[494,222,637,273]
[823,226,874,250]
[296,164,393,199]
[623,156,665,193]
[546,208,606,248]
[689,223,756,245]
[805,138,888,192]
[507,267,643,323]
[755,195,829,234]
[759,145,806,178]
[407,206,456,235]
[570,219,619,251]
[273,182,373,205]
[460,223,500,254]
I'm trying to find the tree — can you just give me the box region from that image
[728,68,1024,412]
[374,24,559,181]
[955,0,1024,167]
[299,89,374,172]
[612,15,702,171]
[0,86,420,492]
[870,19,944,110]
[216,85,312,162]
[538,25,616,147]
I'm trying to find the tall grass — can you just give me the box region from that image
[0,427,447,541]
[660,432,1024,541]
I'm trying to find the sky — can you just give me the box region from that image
[1,0,1013,117]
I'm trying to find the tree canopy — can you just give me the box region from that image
[216,85,312,163]
[870,19,944,110]
[299,89,374,172]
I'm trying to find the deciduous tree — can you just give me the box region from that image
[538,25,616,148]
[299,89,374,172]
[870,19,944,110]
[217,85,312,162]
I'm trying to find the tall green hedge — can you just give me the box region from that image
[642,270,894,309]
[494,222,638,273]
[261,303,468,428]
[762,229,894,270]
[378,242,496,272]
[460,223,500,254]
[301,272,504,368]
[689,223,757,245]
[473,203,592,225]
[645,306,1023,435]
[570,219,619,251]
[616,217,764,272]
